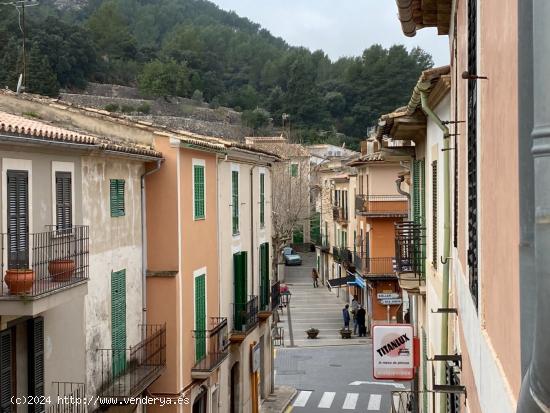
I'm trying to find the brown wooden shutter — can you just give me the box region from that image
[28,317,45,413]
[55,172,72,230]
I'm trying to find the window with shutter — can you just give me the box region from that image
[28,317,45,413]
[7,170,29,269]
[194,274,206,361]
[432,160,438,268]
[259,243,270,309]
[259,173,265,227]
[233,251,247,330]
[0,329,13,413]
[467,0,479,308]
[232,171,239,235]
[110,179,125,217]
[193,165,205,220]
[111,270,127,377]
[55,172,72,231]
[290,163,298,178]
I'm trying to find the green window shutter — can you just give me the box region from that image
[55,171,72,230]
[110,179,125,217]
[194,165,205,219]
[259,243,270,309]
[28,317,45,413]
[0,328,12,412]
[195,274,206,361]
[259,173,265,227]
[233,251,248,330]
[111,270,127,377]
[232,171,239,235]
[432,160,438,268]
[412,161,421,225]
[290,164,298,177]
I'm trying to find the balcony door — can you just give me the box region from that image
[7,170,29,269]
[111,269,127,377]
[194,273,206,362]
[233,252,248,331]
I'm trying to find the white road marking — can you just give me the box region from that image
[318,392,336,408]
[342,393,359,410]
[349,381,406,389]
[367,394,382,410]
[293,391,312,407]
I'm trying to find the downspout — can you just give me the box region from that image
[141,159,163,327]
[396,176,410,200]
[518,1,550,411]
[419,89,451,413]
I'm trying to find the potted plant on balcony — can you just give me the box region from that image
[5,268,35,294]
[339,328,352,339]
[48,259,75,282]
[306,328,319,339]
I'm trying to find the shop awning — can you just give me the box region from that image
[327,274,356,288]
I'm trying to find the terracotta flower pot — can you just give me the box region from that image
[340,328,352,339]
[306,329,319,339]
[48,259,76,282]
[5,269,35,294]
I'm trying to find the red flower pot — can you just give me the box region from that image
[48,259,76,282]
[5,269,35,294]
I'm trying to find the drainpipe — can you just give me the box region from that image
[419,89,451,413]
[141,159,163,327]
[518,1,550,412]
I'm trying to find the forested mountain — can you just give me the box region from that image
[0,0,433,145]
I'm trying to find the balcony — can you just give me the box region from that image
[191,317,229,379]
[395,221,426,293]
[333,246,353,268]
[354,255,396,278]
[97,324,166,403]
[271,281,281,311]
[0,225,89,315]
[355,195,408,217]
[230,295,259,342]
[332,206,348,225]
[48,382,86,413]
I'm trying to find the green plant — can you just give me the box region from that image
[104,103,119,112]
[22,111,40,119]
[120,104,136,114]
[136,102,151,114]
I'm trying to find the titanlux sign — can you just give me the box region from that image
[372,324,414,380]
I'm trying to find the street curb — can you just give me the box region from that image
[281,388,297,413]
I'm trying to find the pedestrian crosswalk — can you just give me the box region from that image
[292,390,384,411]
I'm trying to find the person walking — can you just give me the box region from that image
[311,268,319,288]
[351,295,359,335]
[356,305,367,337]
[342,304,351,330]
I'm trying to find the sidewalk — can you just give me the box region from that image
[260,386,296,413]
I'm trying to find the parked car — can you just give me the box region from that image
[283,247,302,266]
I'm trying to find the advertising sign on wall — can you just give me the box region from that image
[372,324,414,380]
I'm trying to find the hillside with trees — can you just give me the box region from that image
[0,0,433,146]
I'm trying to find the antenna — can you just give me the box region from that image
[0,0,40,90]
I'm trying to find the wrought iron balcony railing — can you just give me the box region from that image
[395,221,426,277]
[0,225,89,298]
[333,246,352,265]
[97,324,166,401]
[271,281,281,311]
[332,206,348,223]
[356,195,408,216]
[233,295,259,333]
[192,318,229,376]
[48,382,86,413]
[354,255,396,276]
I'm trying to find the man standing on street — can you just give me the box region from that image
[351,295,359,335]
[311,268,319,288]
[342,304,351,329]
[356,305,367,337]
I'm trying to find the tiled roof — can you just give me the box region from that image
[249,141,309,159]
[0,111,162,158]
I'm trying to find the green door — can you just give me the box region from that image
[259,243,270,309]
[111,270,127,377]
[233,252,248,331]
[195,274,206,361]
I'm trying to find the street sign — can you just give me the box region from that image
[372,324,414,380]
[380,298,403,305]
[377,293,400,299]
[251,342,261,373]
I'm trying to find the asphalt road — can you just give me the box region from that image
[275,345,405,412]
[275,252,408,412]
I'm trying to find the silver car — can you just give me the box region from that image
[283,247,302,266]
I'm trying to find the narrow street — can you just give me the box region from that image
[275,253,405,411]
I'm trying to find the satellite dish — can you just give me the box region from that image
[16,74,23,94]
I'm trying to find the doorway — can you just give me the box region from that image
[230,362,240,413]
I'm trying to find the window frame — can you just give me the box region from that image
[259,172,265,228]
[231,168,239,236]
[192,159,206,220]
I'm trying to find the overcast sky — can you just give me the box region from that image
[209,0,450,66]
